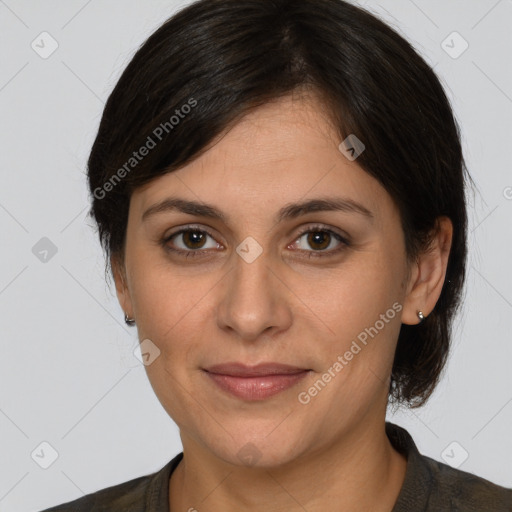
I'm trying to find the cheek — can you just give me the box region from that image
[129,265,211,422]
[301,256,401,335]
[301,254,405,389]
[127,256,219,373]
[131,272,207,345]
[127,241,198,329]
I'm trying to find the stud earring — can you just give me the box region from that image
[125,313,136,326]
[417,311,425,324]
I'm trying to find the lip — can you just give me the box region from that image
[205,362,308,377]
[203,362,310,401]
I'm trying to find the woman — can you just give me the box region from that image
[41,0,512,510]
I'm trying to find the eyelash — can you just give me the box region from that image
[160,224,350,260]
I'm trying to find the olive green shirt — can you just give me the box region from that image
[40,422,512,511]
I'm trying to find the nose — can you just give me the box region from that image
[216,249,293,343]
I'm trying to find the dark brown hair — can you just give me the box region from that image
[87,0,471,408]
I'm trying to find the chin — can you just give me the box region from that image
[202,426,311,469]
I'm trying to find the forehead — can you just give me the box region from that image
[205,93,340,166]
[131,94,395,226]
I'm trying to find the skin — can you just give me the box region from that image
[113,92,453,512]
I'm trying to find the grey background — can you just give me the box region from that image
[0,1,511,510]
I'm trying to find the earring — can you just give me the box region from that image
[125,313,136,326]
[417,311,425,324]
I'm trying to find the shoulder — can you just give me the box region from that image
[37,453,183,512]
[386,422,512,512]
[421,454,512,511]
[39,472,152,512]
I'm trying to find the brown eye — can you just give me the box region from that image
[290,225,350,259]
[181,230,208,250]
[306,231,332,251]
[162,227,220,258]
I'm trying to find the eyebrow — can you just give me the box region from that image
[141,196,374,224]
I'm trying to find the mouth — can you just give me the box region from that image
[202,362,311,401]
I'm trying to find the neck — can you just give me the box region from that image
[169,418,407,512]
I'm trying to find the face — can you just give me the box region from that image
[115,93,417,467]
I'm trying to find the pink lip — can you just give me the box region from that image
[203,363,310,401]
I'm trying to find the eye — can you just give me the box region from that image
[161,224,350,260]
[162,226,221,258]
[289,225,350,258]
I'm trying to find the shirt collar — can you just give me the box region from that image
[386,421,433,512]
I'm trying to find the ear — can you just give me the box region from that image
[111,255,134,319]
[401,216,453,325]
